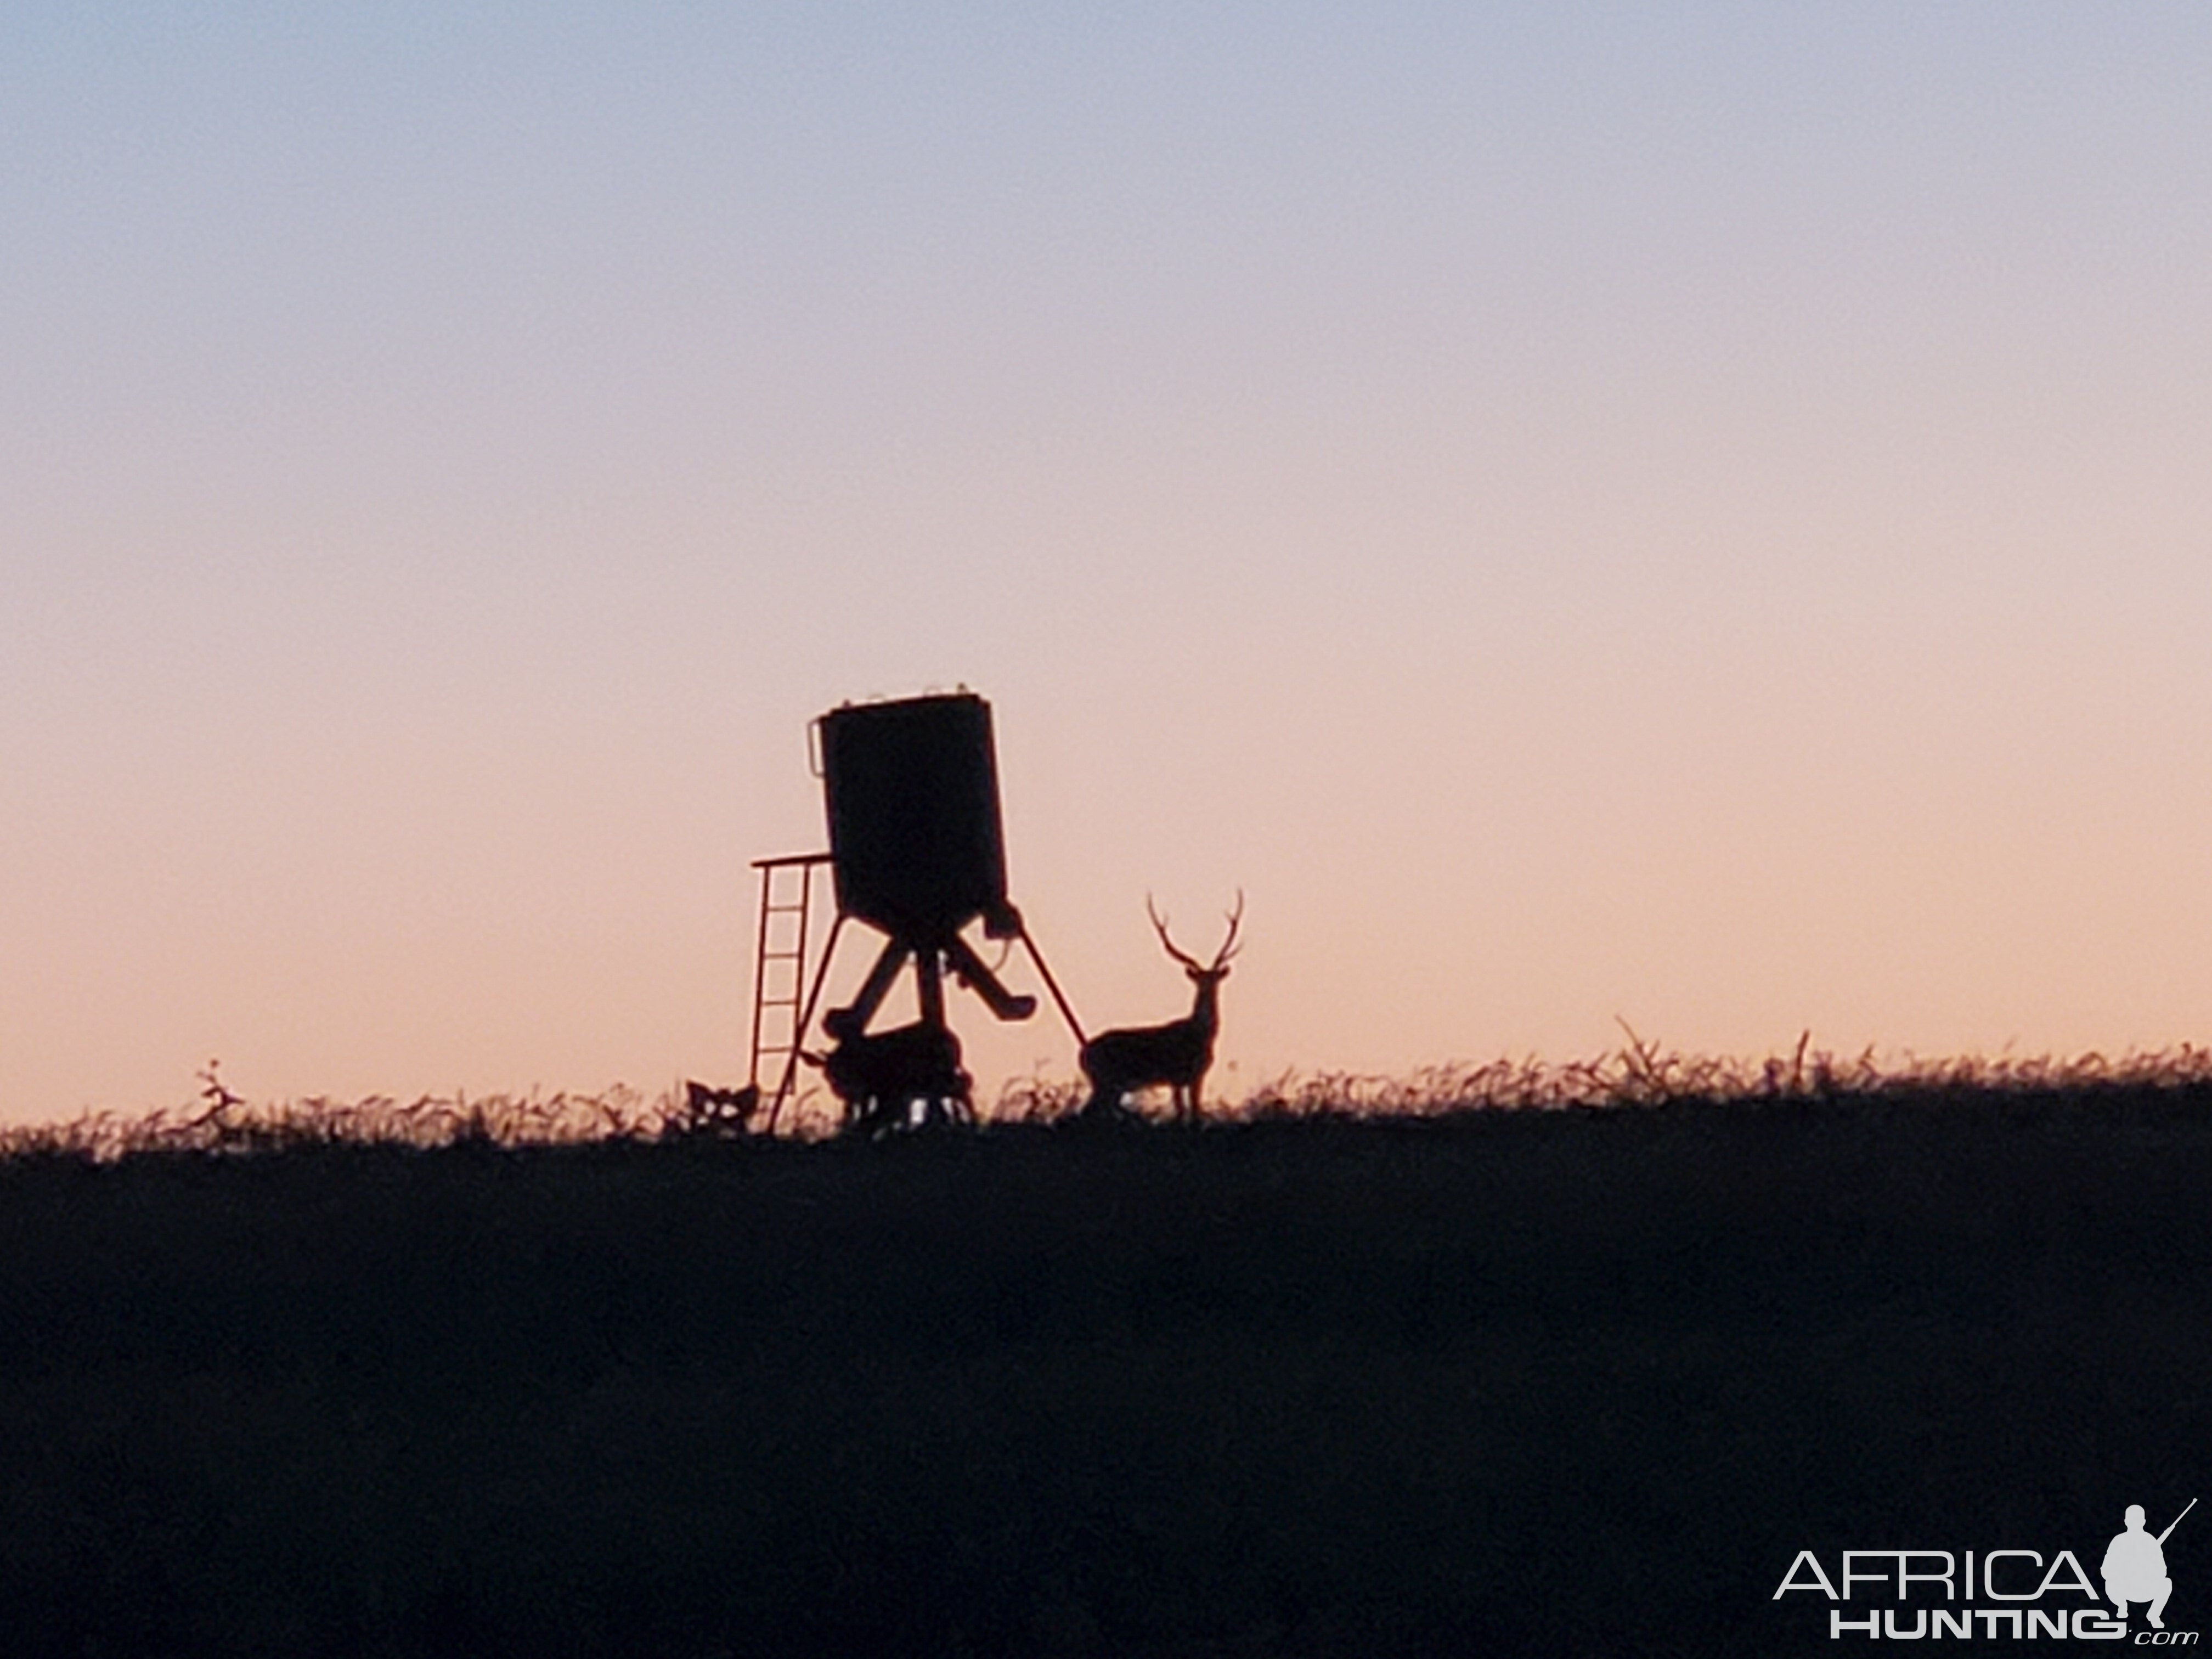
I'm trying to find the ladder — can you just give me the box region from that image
[748,853,833,1099]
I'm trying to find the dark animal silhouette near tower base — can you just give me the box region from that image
[806,1019,973,1137]
[1080,893,1242,1124]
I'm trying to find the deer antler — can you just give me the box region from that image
[1146,893,1206,972]
[1211,889,1245,970]
[1148,891,1244,973]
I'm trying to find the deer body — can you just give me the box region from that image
[1079,895,1242,1123]
[811,1020,972,1135]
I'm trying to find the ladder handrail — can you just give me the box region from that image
[768,911,845,1133]
[747,853,833,1097]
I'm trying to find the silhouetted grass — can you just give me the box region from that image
[18,1035,2212,1157]
[4,1043,2210,1655]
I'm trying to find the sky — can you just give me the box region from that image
[5,3,2210,1121]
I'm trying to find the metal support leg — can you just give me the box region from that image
[1017,926,1088,1049]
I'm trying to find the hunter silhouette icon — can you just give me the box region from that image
[2106,1499,2195,1628]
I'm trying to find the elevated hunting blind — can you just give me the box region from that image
[819,693,1015,943]
[748,691,1083,1133]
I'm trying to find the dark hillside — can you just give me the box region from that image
[2,1089,2208,1655]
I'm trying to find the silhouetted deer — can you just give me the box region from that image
[1079,893,1243,1123]
[808,1020,973,1136]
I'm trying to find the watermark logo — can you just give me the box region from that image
[1774,1499,2197,1643]
[2107,1502,2191,1633]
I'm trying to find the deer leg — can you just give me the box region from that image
[1077,1068,1130,1120]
